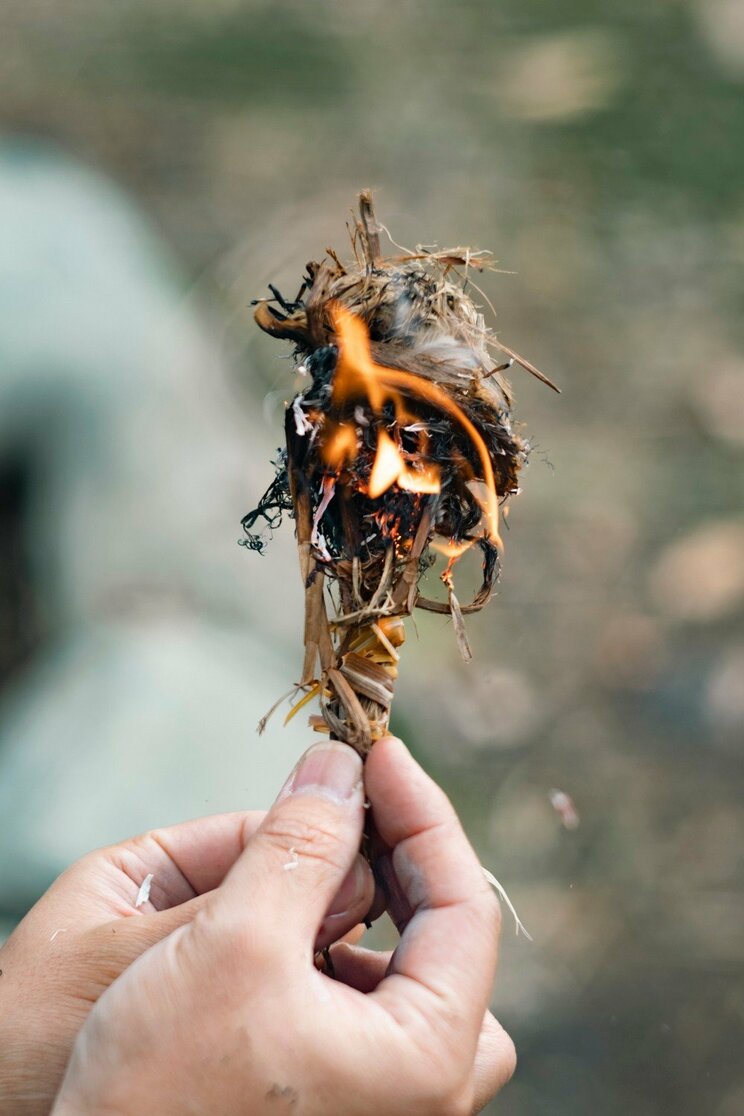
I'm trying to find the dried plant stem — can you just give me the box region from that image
[286,402,439,756]
[247,191,547,944]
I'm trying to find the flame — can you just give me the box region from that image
[330,303,502,547]
[430,538,475,560]
[369,430,405,498]
[368,429,441,498]
[397,460,441,495]
[323,422,357,469]
[431,536,477,588]
[404,425,444,492]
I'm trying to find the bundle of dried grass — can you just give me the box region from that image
[244,192,555,756]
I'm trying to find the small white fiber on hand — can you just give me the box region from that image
[135,873,154,908]
[283,847,300,871]
[482,867,533,941]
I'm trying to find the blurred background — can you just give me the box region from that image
[1,0,743,1111]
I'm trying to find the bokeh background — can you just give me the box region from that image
[1,1,743,1112]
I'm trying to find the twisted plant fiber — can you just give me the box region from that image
[251,192,538,756]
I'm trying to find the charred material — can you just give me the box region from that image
[240,452,292,553]
[246,192,548,753]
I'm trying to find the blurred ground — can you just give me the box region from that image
[0,2,743,1113]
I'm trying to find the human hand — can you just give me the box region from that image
[53,737,515,1115]
[0,802,374,1115]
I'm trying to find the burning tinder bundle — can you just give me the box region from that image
[244,192,554,756]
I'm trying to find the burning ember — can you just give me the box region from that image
[243,192,555,753]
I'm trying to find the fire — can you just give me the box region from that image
[430,537,477,588]
[330,303,502,547]
[398,463,441,495]
[368,430,405,497]
[323,422,357,469]
[430,538,474,560]
[369,430,441,498]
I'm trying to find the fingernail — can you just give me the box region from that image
[328,858,368,918]
[284,742,362,805]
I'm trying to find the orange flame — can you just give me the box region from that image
[368,430,406,498]
[398,462,441,495]
[330,303,502,547]
[322,422,357,469]
[368,430,441,498]
[431,536,477,588]
[430,538,475,560]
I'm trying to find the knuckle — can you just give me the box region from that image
[69,849,99,877]
[139,826,166,851]
[258,803,351,876]
[63,850,111,895]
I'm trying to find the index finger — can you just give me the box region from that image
[101,811,265,912]
[365,737,500,1046]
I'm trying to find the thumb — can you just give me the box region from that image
[210,741,365,949]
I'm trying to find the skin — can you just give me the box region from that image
[0,815,372,1114]
[1,737,515,1115]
